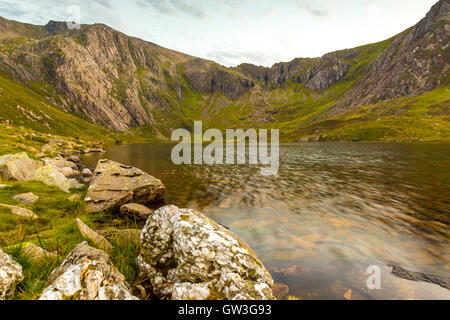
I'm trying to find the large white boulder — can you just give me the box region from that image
[0,248,23,300]
[138,205,274,300]
[25,165,83,193]
[40,242,138,300]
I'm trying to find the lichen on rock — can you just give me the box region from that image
[0,248,24,300]
[40,242,138,300]
[85,159,165,213]
[138,205,274,300]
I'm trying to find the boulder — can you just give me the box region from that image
[76,219,113,252]
[39,242,138,300]
[138,205,274,300]
[0,204,38,219]
[120,203,153,221]
[13,192,39,204]
[25,165,83,193]
[273,283,289,300]
[0,153,42,181]
[67,155,81,164]
[85,159,165,213]
[81,168,92,177]
[44,158,80,178]
[0,248,23,300]
[68,194,81,202]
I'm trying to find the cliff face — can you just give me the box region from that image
[0,0,448,136]
[334,0,450,111]
[0,20,253,131]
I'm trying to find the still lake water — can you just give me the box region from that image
[83,142,450,300]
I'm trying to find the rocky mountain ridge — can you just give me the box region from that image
[0,0,448,141]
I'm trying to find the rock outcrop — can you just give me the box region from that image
[138,205,274,300]
[0,152,42,181]
[85,159,165,213]
[40,242,138,300]
[25,165,83,193]
[0,248,23,300]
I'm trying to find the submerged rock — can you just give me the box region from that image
[76,219,113,252]
[273,283,289,300]
[40,242,138,300]
[0,152,42,181]
[85,159,165,213]
[0,203,38,219]
[13,192,39,204]
[120,203,153,221]
[25,165,83,193]
[138,205,274,300]
[0,248,23,300]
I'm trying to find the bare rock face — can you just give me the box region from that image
[138,205,274,300]
[0,152,42,181]
[39,242,138,300]
[120,203,153,221]
[85,159,165,213]
[0,248,23,300]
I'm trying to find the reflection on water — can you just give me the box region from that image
[83,143,450,300]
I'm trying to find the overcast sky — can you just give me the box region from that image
[0,0,438,67]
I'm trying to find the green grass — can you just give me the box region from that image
[0,180,145,299]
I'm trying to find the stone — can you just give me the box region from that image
[0,152,42,181]
[36,153,45,158]
[0,184,8,189]
[0,248,23,300]
[138,205,274,300]
[68,194,81,202]
[81,168,92,177]
[39,242,138,300]
[273,283,289,300]
[25,165,83,193]
[13,192,39,204]
[98,229,141,243]
[85,159,165,213]
[120,203,153,221]
[7,242,56,261]
[0,204,38,219]
[76,218,113,252]
[67,155,81,164]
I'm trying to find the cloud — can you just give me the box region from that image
[93,0,114,9]
[206,49,282,67]
[136,0,207,18]
[292,0,329,17]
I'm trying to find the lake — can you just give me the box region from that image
[82,142,450,300]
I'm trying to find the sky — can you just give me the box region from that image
[0,0,438,67]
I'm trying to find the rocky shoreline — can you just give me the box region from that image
[0,139,277,300]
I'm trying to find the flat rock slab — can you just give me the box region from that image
[76,218,113,252]
[0,248,24,300]
[0,203,38,219]
[13,192,39,204]
[40,242,138,300]
[120,203,153,221]
[85,159,165,213]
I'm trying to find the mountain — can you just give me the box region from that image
[0,0,449,142]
